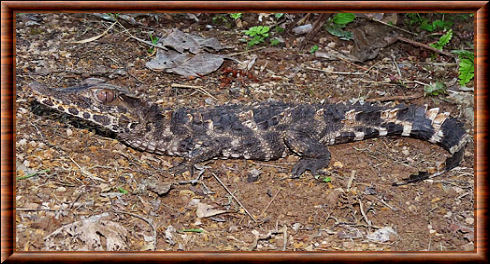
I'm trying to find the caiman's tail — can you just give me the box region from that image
[334,103,469,186]
[379,104,469,185]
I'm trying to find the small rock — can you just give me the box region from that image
[292,223,302,232]
[66,128,73,136]
[204,98,215,105]
[18,138,27,146]
[465,217,474,225]
[366,227,397,242]
[402,147,410,156]
[364,186,377,195]
[247,168,261,183]
[147,181,173,196]
[292,24,312,35]
[333,161,343,168]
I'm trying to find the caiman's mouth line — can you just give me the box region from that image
[30,81,133,133]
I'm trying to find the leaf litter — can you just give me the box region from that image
[146,29,233,77]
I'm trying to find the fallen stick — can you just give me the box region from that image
[212,173,257,223]
[397,36,456,58]
[366,93,423,102]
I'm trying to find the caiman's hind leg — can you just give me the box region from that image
[284,131,331,178]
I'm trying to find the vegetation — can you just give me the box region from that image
[324,13,356,40]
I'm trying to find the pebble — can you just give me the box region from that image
[292,24,312,35]
[465,217,474,225]
[292,223,302,232]
[18,138,27,146]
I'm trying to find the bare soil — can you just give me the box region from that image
[15,13,474,251]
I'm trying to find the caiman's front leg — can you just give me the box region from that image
[284,131,331,178]
[169,141,222,176]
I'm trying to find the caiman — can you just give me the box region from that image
[29,79,470,185]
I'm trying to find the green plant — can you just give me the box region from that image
[229,13,242,20]
[108,13,120,20]
[147,33,159,54]
[310,44,319,54]
[332,13,356,25]
[244,25,270,47]
[274,26,285,33]
[424,81,447,96]
[118,187,128,194]
[325,13,356,40]
[406,13,453,32]
[274,13,284,19]
[430,29,453,50]
[212,14,232,28]
[452,49,475,86]
[270,38,281,46]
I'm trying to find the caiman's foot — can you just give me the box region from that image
[291,157,330,178]
[169,161,195,177]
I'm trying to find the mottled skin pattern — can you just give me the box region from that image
[30,80,469,183]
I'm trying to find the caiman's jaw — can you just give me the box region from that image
[30,81,148,133]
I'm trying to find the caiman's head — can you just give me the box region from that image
[30,80,159,134]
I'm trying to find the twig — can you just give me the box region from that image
[304,66,364,75]
[212,173,256,223]
[347,170,356,191]
[366,93,423,102]
[371,18,418,36]
[358,198,372,227]
[69,157,106,182]
[226,46,267,57]
[282,225,288,251]
[114,20,168,50]
[377,197,397,211]
[113,210,157,250]
[396,36,456,58]
[336,55,371,71]
[72,21,117,44]
[171,83,217,100]
[259,189,281,217]
[391,52,402,77]
[413,80,429,86]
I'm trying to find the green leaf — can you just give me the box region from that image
[275,13,284,19]
[430,29,452,50]
[323,177,332,183]
[458,58,474,86]
[118,187,128,194]
[180,228,203,233]
[424,81,447,96]
[229,13,242,20]
[325,23,353,40]
[17,169,50,180]
[310,45,319,54]
[270,38,280,46]
[451,49,474,60]
[333,13,356,25]
[420,19,434,32]
[274,26,285,33]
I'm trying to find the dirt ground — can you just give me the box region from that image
[15,13,475,251]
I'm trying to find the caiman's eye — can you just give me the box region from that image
[96,89,116,104]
